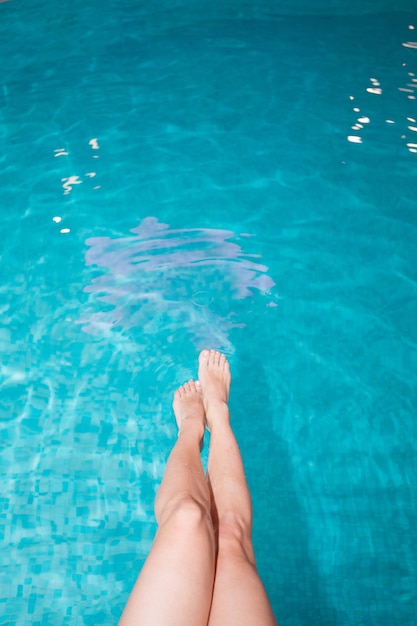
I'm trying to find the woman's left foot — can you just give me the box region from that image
[173,380,206,440]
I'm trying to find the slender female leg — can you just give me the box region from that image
[198,350,278,626]
[119,380,215,626]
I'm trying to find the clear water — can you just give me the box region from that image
[1,1,417,624]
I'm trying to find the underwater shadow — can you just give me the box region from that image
[234,350,348,626]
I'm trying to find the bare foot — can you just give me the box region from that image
[172,380,205,439]
[198,350,231,429]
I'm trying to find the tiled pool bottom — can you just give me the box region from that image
[2,295,417,626]
[1,361,165,625]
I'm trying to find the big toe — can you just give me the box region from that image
[199,349,210,364]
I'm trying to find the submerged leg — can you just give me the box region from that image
[198,350,278,626]
[119,380,215,626]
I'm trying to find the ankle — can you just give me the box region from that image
[178,416,205,439]
[205,397,229,413]
[206,403,230,431]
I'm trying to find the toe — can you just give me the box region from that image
[199,349,210,363]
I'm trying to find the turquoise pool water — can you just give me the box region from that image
[1,1,417,624]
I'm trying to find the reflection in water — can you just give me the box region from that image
[61,175,82,195]
[54,138,101,195]
[347,21,417,150]
[78,217,276,349]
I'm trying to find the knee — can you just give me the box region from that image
[217,514,255,566]
[173,494,211,525]
[156,493,212,530]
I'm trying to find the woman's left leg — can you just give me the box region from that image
[119,380,215,626]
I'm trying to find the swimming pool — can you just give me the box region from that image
[1,0,416,624]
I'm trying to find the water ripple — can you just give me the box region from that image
[78,217,276,352]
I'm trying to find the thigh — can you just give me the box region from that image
[208,550,278,626]
[119,508,215,626]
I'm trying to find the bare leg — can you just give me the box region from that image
[119,380,215,626]
[198,350,278,626]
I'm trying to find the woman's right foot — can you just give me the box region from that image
[198,350,231,430]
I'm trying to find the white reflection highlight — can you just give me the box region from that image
[54,148,68,157]
[62,175,82,195]
[89,138,100,150]
[347,136,363,144]
[358,116,370,123]
[402,42,417,49]
[52,216,62,223]
[366,87,382,95]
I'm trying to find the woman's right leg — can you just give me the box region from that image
[198,350,278,626]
